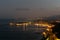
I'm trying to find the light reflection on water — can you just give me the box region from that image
[0,24,46,40]
[0,24,47,33]
[9,25,47,32]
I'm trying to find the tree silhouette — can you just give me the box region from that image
[52,22,60,39]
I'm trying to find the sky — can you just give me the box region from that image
[0,0,60,18]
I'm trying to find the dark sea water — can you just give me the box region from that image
[0,19,44,40]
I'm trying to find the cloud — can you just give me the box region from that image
[16,8,30,11]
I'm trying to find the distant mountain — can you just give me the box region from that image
[43,15,60,21]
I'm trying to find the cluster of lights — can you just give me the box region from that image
[9,22,32,26]
[9,23,14,25]
[34,23,54,28]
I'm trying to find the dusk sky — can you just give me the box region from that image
[0,0,60,18]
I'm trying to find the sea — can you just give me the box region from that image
[0,19,46,40]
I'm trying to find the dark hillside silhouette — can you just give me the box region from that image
[52,22,60,39]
